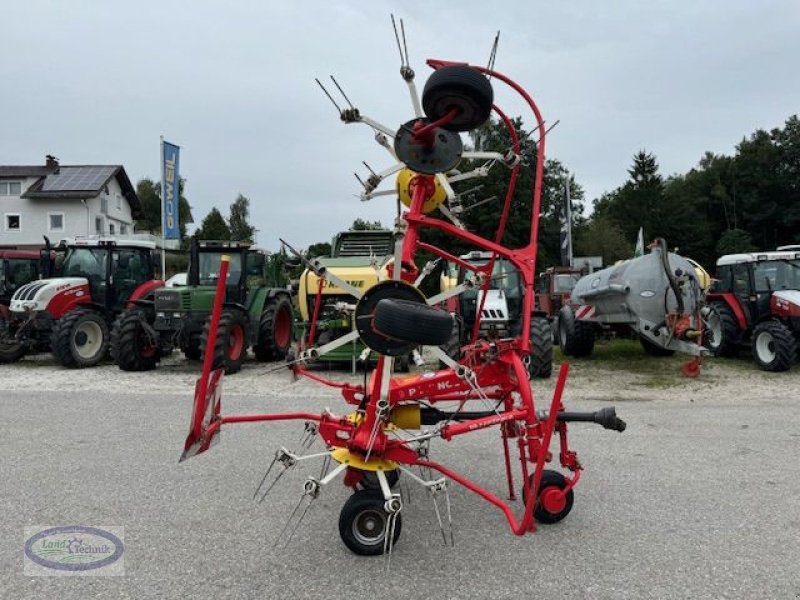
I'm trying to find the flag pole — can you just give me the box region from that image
[565,173,573,267]
[160,135,166,281]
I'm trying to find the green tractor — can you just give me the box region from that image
[110,239,294,373]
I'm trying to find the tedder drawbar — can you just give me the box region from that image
[181,20,626,560]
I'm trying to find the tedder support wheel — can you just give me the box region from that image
[359,469,401,491]
[422,65,494,132]
[639,335,675,357]
[110,308,160,372]
[338,489,402,556]
[201,310,248,374]
[373,299,454,347]
[51,309,109,368]
[529,316,553,379]
[254,295,293,361]
[752,320,797,372]
[705,302,741,357]
[558,306,595,357]
[531,470,574,524]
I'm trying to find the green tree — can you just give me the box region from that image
[229,194,256,241]
[133,178,193,240]
[716,229,755,256]
[573,215,631,265]
[306,242,332,258]
[193,208,231,241]
[350,218,386,231]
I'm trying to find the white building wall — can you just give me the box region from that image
[87,177,134,236]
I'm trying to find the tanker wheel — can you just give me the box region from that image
[254,295,293,361]
[529,316,553,379]
[110,308,160,372]
[338,489,402,556]
[358,469,401,491]
[705,302,740,357]
[752,320,797,372]
[201,310,247,374]
[422,65,494,132]
[51,309,109,368]
[558,306,595,357]
[639,335,675,357]
[531,470,574,524]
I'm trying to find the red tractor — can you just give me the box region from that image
[0,237,163,366]
[705,248,800,371]
[534,266,583,336]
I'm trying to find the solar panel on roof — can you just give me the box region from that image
[40,166,116,192]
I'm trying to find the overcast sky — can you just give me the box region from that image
[2,1,798,250]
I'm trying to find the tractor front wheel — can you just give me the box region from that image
[705,302,741,357]
[338,489,402,556]
[201,310,248,374]
[529,316,553,379]
[752,320,797,372]
[51,309,109,368]
[254,295,293,361]
[110,308,160,371]
[0,333,25,363]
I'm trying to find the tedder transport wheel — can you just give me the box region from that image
[705,302,741,357]
[201,310,248,374]
[373,299,453,346]
[558,306,595,357]
[338,489,402,556]
[752,320,797,372]
[0,334,25,363]
[110,308,160,372]
[531,470,574,524]
[359,469,401,491]
[422,65,494,132]
[529,316,553,379]
[254,295,293,361]
[51,309,109,368]
[639,335,675,357]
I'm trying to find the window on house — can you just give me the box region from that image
[116,194,122,210]
[101,197,108,214]
[95,217,104,234]
[120,224,128,235]
[5,214,20,231]
[0,181,22,196]
[110,223,116,235]
[48,212,65,232]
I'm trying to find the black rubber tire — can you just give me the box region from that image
[110,308,160,372]
[181,338,202,360]
[558,306,595,357]
[200,310,248,374]
[51,309,109,368]
[529,316,553,379]
[705,302,741,357]
[0,334,25,363]
[422,65,494,132]
[254,295,293,361]
[439,315,463,368]
[338,489,402,556]
[639,336,675,357]
[359,469,401,491]
[531,470,574,524]
[751,320,797,372]
[373,299,454,346]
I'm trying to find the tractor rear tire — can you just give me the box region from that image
[422,65,494,132]
[0,334,25,363]
[706,302,741,357]
[639,336,675,357]
[558,306,595,357]
[529,316,553,379]
[51,309,109,368]
[338,489,402,556]
[111,308,160,372]
[254,295,293,361]
[201,310,248,374]
[373,299,454,346]
[752,320,797,372]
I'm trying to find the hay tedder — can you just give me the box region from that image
[181,21,626,559]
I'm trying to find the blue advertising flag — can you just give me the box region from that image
[161,140,180,240]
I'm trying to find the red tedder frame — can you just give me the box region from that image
[182,59,606,537]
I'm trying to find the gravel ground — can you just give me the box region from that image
[1,351,800,599]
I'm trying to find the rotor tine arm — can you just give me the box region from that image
[426,279,475,306]
[436,205,465,229]
[299,330,360,361]
[429,345,459,369]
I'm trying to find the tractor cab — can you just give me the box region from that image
[534,267,582,320]
[189,240,255,305]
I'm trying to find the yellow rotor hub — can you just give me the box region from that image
[396,168,447,213]
[330,448,397,472]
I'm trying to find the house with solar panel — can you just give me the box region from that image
[0,156,140,249]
